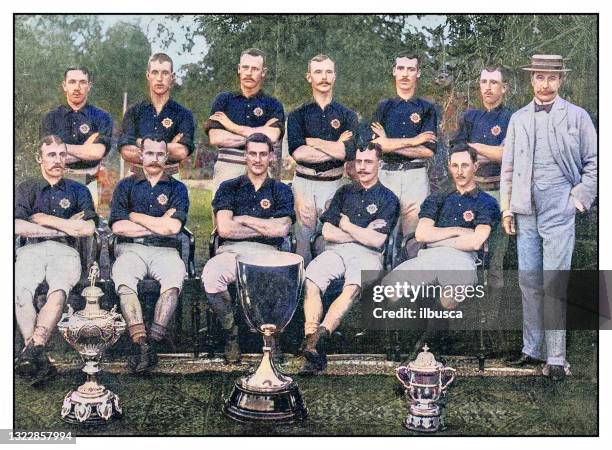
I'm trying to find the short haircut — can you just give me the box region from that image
[39,134,65,155]
[140,136,168,151]
[448,142,478,163]
[357,142,383,159]
[64,66,90,81]
[308,54,334,72]
[148,53,174,72]
[245,132,273,153]
[240,48,267,67]
[482,65,507,83]
[394,52,420,69]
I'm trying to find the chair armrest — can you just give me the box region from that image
[182,227,197,278]
[209,227,220,259]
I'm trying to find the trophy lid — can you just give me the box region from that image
[81,285,104,298]
[407,344,443,372]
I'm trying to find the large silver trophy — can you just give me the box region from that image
[223,252,308,423]
[57,263,126,425]
[396,345,456,433]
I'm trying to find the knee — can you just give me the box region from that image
[305,279,321,297]
[343,284,361,299]
[15,287,33,308]
[117,284,137,296]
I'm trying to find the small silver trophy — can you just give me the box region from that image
[396,344,456,432]
[57,263,126,424]
[223,252,308,423]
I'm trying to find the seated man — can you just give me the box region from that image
[302,142,400,372]
[14,135,98,383]
[382,142,499,312]
[109,137,189,372]
[201,133,294,363]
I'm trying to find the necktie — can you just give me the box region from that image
[534,103,553,113]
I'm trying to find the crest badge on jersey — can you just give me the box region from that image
[157,194,169,206]
[366,203,378,215]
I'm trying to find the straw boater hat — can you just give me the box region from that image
[522,54,571,72]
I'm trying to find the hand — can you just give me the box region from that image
[367,219,387,230]
[337,130,353,143]
[572,195,585,213]
[339,213,351,231]
[135,138,143,147]
[30,213,48,225]
[502,215,516,236]
[84,132,99,145]
[163,208,177,217]
[209,111,236,130]
[171,133,184,143]
[370,122,387,138]
[264,118,279,127]
[69,211,85,220]
[412,131,437,146]
[371,136,392,148]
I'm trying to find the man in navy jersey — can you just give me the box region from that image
[118,53,195,178]
[371,53,438,241]
[204,48,285,196]
[42,67,112,206]
[287,54,358,264]
[14,135,98,383]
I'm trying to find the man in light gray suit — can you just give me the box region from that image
[500,55,597,381]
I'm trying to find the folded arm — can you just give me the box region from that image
[234,215,292,238]
[415,218,472,244]
[29,213,95,237]
[469,143,503,163]
[128,209,182,236]
[321,221,354,244]
[427,224,491,252]
[339,214,387,249]
[15,219,67,238]
[111,220,154,237]
[216,210,262,239]
[291,145,333,163]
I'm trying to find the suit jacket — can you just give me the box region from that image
[500,97,597,215]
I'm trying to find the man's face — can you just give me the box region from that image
[147,60,174,97]
[140,140,168,176]
[479,69,506,108]
[306,59,336,95]
[393,57,420,92]
[62,70,91,108]
[448,151,478,190]
[39,143,66,178]
[531,71,562,103]
[355,148,380,186]
[245,141,272,176]
[238,54,266,92]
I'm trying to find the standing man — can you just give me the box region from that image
[501,55,597,381]
[371,53,438,242]
[453,67,513,303]
[110,137,189,372]
[118,53,195,178]
[42,67,113,207]
[287,54,359,264]
[201,133,295,363]
[204,48,285,195]
[14,135,98,383]
[301,143,399,373]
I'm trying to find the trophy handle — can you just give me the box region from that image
[395,366,411,389]
[440,367,456,391]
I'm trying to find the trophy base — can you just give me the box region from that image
[404,413,444,433]
[60,388,122,425]
[223,380,308,424]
